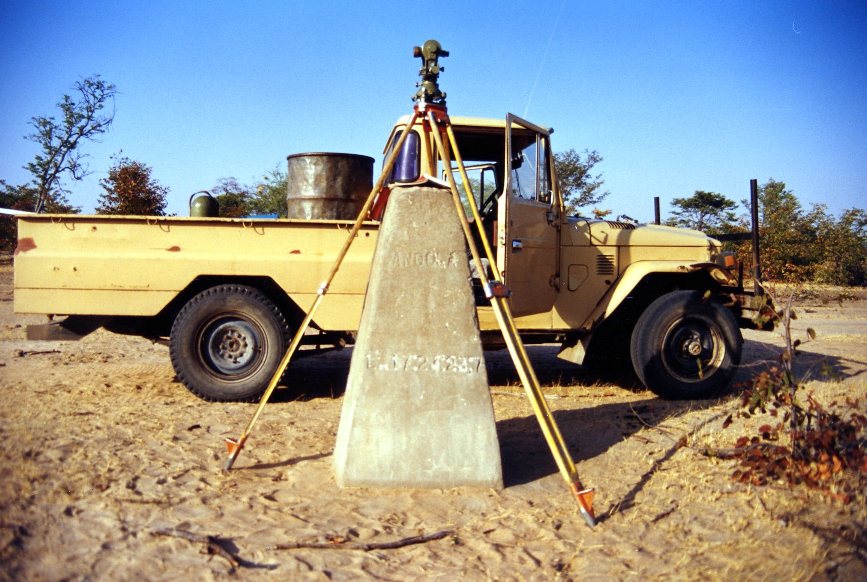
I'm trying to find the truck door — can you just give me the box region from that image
[497,114,560,317]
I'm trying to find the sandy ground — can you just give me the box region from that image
[1,263,865,581]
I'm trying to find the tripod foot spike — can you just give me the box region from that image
[579,506,597,528]
[572,485,596,527]
[224,438,241,471]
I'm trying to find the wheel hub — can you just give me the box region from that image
[685,337,703,356]
[218,329,249,363]
[662,318,724,383]
[205,319,260,375]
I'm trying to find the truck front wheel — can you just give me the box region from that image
[630,290,742,399]
[170,285,289,401]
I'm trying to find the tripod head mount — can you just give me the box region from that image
[413,39,449,105]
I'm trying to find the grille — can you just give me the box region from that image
[596,254,615,275]
[605,221,636,230]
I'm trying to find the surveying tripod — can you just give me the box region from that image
[224,40,596,528]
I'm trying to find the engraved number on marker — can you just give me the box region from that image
[365,352,481,374]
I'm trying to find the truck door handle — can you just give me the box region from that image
[512,239,523,250]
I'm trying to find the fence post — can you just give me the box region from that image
[750,179,763,296]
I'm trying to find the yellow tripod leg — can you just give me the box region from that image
[427,110,596,527]
[224,109,422,470]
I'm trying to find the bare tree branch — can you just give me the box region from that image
[25,75,117,212]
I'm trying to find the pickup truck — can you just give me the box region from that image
[13,113,770,402]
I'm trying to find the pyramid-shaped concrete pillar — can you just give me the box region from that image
[333,184,502,488]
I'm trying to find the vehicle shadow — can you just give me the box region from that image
[482,345,643,389]
[273,335,860,399]
[274,348,354,402]
[274,344,645,402]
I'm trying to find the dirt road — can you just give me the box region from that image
[1,265,865,580]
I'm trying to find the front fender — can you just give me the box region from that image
[585,260,734,328]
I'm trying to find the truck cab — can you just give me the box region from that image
[380,112,766,399]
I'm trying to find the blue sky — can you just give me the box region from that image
[1,0,865,219]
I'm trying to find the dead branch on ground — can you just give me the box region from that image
[269,529,455,551]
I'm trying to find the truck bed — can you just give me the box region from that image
[14,214,378,330]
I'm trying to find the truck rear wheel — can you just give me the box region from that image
[630,290,742,399]
[170,285,289,402]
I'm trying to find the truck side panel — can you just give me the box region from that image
[552,221,721,330]
[14,215,377,330]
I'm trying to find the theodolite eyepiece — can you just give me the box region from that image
[413,39,448,105]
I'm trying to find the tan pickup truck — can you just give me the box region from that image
[14,113,769,401]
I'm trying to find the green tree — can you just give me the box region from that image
[249,166,288,217]
[812,207,867,286]
[25,75,117,212]
[96,156,168,215]
[666,190,738,233]
[212,177,253,218]
[756,179,812,282]
[553,149,609,215]
[836,208,867,286]
[208,168,288,218]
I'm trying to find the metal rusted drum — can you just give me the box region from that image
[286,153,374,220]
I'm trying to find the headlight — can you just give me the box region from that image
[713,250,737,270]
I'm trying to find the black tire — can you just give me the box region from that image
[630,290,742,399]
[170,285,289,402]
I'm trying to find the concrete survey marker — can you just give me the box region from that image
[333,184,502,488]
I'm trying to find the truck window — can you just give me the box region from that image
[510,134,551,204]
[449,163,497,218]
[385,130,420,183]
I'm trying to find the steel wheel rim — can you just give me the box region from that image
[661,316,725,383]
[199,316,265,378]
